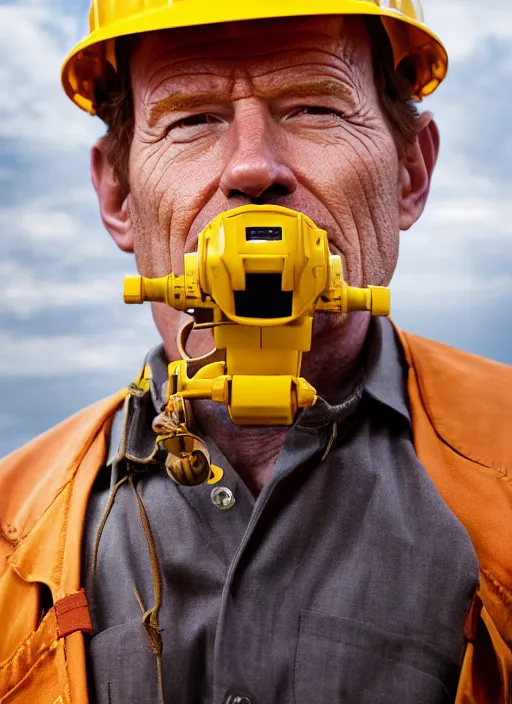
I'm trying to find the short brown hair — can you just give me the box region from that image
[94,17,419,197]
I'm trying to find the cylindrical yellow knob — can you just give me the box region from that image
[368,286,390,316]
[345,285,390,316]
[123,275,173,304]
[124,275,144,304]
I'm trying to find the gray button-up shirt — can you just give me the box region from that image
[83,318,479,704]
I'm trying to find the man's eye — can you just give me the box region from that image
[295,105,341,117]
[287,106,345,120]
[166,113,220,134]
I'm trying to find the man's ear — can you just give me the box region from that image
[398,111,440,231]
[91,139,134,252]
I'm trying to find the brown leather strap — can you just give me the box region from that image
[55,588,93,639]
[463,592,483,643]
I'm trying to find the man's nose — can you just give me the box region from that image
[219,106,298,202]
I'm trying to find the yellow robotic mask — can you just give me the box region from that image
[124,205,390,484]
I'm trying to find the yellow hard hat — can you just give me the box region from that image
[61,0,447,115]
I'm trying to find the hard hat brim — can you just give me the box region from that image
[62,0,447,113]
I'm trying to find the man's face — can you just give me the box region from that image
[125,16,406,289]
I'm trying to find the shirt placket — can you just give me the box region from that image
[211,421,332,704]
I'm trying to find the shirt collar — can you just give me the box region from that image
[363,316,411,423]
[105,345,168,468]
[145,344,170,413]
[295,316,411,428]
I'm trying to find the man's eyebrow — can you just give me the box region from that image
[149,93,231,127]
[271,79,356,105]
[148,79,355,127]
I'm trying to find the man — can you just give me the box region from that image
[0,1,511,703]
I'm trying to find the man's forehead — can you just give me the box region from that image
[131,15,365,66]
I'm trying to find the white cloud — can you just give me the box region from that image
[427,0,512,59]
[0,192,118,260]
[392,147,512,319]
[0,326,157,376]
[392,268,512,312]
[0,2,103,150]
[391,2,512,328]
[0,265,118,316]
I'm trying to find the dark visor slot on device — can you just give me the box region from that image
[234,274,292,318]
[245,226,283,241]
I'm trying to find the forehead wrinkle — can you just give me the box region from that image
[143,49,363,112]
[142,45,355,91]
[134,17,365,91]
[136,18,348,62]
[247,61,363,94]
[161,30,345,61]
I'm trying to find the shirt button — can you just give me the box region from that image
[211,486,236,510]
[225,696,251,704]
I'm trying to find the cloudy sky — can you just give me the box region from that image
[1,0,511,457]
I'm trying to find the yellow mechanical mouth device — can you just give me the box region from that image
[124,205,390,485]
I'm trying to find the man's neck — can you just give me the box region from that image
[160,311,371,495]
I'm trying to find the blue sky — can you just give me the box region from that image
[1,0,511,456]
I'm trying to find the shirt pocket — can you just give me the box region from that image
[294,609,457,704]
[0,610,70,704]
[87,620,160,704]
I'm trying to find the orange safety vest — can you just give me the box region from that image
[0,330,511,703]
